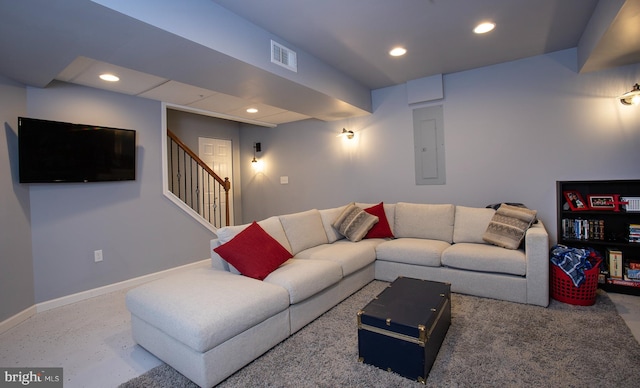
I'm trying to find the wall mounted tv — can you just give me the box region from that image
[18,117,136,183]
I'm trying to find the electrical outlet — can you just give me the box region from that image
[94,250,103,262]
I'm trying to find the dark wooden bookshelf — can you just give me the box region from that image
[557,180,640,296]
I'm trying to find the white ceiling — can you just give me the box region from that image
[55,56,310,126]
[1,0,639,126]
[213,0,600,89]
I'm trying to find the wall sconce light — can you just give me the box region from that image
[337,128,354,139]
[251,142,264,172]
[620,83,640,106]
[251,142,261,163]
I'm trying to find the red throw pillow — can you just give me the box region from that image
[363,202,394,239]
[214,221,292,280]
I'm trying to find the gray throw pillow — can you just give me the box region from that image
[332,204,379,242]
[483,204,537,249]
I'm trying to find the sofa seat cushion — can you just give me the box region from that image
[375,238,450,267]
[294,239,378,276]
[264,259,343,304]
[125,268,290,353]
[441,243,526,276]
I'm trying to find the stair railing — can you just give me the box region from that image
[167,129,231,228]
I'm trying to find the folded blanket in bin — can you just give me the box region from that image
[550,245,596,287]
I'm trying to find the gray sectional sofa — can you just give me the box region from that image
[126,202,549,387]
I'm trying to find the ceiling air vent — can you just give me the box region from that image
[271,40,297,72]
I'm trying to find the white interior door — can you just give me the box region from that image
[199,137,233,226]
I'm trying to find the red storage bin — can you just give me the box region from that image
[550,260,601,306]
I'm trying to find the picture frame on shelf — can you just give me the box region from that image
[563,191,588,211]
[587,194,616,210]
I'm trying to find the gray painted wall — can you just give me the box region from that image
[239,49,640,244]
[240,118,362,220]
[0,76,34,322]
[25,82,214,303]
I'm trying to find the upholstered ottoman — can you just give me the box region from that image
[126,268,290,388]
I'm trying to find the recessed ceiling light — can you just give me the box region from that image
[389,47,407,57]
[99,73,119,82]
[474,22,495,34]
[246,108,258,113]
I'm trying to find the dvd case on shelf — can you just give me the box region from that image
[630,223,640,243]
[561,218,605,241]
[607,248,623,279]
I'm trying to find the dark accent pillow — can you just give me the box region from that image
[363,202,394,239]
[332,204,379,242]
[213,221,292,280]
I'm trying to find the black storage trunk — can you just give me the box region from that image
[357,277,451,383]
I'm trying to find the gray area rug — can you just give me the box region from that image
[120,281,640,387]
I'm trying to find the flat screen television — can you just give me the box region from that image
[18,117,136,183]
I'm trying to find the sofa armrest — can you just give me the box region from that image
[524,221,550,306]
[210,239,231,272]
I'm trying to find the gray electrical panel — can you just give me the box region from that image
[413,105,445,185]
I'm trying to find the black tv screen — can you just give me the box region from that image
[18,117,136,183]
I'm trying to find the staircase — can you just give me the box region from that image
[166,129,231,228]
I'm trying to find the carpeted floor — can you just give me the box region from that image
[121,281,640,388]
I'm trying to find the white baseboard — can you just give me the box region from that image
[0,305,37,335]
[0,259,211,334]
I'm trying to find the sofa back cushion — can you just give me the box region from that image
[279,209,329,255]
[453,206,496,244]
[319,205,348,243]
[210,238,232,271]
[394,203,455,243]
